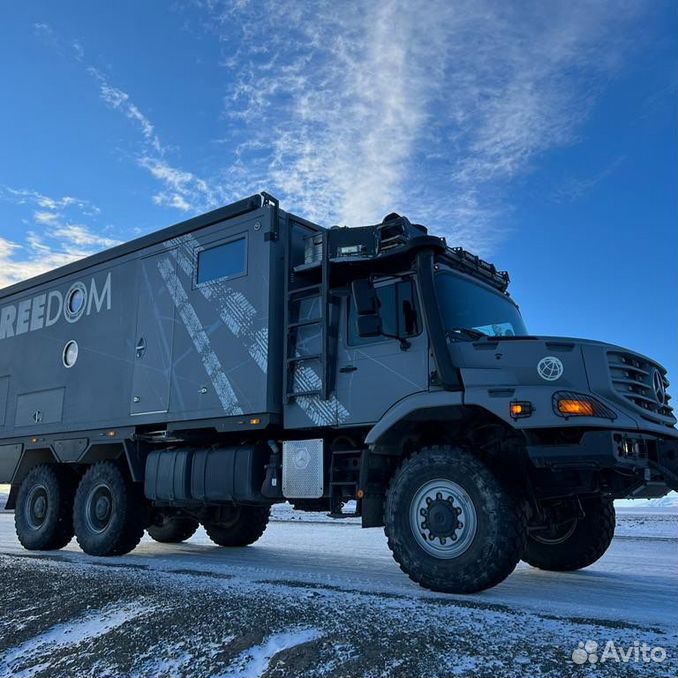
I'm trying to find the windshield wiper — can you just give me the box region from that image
[445,327,488,342]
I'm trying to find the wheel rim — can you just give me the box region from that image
[25,484,49,530]
[219,506,242,529]
[532,518,577,545]
[409,479,478,559]
[85,483,114,534]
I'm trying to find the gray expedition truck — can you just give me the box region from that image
[1,193,675,593]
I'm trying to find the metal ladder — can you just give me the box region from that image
[284,228,331,402]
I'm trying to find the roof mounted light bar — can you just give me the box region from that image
[444,247,511,292]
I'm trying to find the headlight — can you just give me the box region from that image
[553,391,616,419]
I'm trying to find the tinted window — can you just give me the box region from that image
[197,238,247,284]
[435,272,528,337]
[348,280,420,345]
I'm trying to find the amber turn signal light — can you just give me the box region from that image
[557,399,595,416]
[510,401,533,418]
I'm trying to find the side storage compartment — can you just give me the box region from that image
[144,449,194,503]
[191,445,270,504]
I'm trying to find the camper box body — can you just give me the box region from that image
[0,197,314,480]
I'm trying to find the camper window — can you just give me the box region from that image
[197,237,247,284]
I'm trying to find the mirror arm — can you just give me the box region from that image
[380,331,411,351]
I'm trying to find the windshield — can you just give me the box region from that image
[435,272,528,337]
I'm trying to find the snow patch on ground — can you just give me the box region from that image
[615,508,677,539]
[222,629,323,678]
[270,501,359,524]
[615,491,678,508]
[0,601,153,678]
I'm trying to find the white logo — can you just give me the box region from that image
[572,640,599,665]
[293,447,311,470]
[571,640,666,665]
[0,272,112,342]
[537,356,564,381]
[652,368,667,405]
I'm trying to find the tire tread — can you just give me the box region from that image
[384,445,527,593]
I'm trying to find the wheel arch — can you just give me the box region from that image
[359,392,528,529]
[366,391,520,454]
[6,448,59,510]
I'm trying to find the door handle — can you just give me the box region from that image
[340,365,358,373]
[135,337,146,358]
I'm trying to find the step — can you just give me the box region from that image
[287,389,323,398]
[288,284,322,296]
[287,354,322,364]
[288,318,322,329]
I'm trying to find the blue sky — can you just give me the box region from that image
[0,1,676,393]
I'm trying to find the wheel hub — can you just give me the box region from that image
[421,497,462,540]
[85,484,114,534]
[33,496,47,520]
[94,496,111,522]
[26,485,49,530]
[410,480,477,559]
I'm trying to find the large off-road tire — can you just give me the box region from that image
[147,515,199,543]
[73,462,145,556]
[524,496,615,571]
[384,446,527,594]
[15,464,76,550]
[203,505,270,547]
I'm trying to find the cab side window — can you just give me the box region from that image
[348,279,420,345]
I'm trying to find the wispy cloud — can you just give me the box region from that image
[201,0,643,252]
[93,75,164,155]
[550,156,627,202]
[0,186,120,289]
[32,3,645,254]
[34,23,219,214]
[87,64,216,213]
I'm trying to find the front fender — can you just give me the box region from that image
[365,390,464,447]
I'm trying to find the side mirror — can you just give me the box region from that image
[351,279,382,338]
[357,314,382,338]
[351,279,378,315]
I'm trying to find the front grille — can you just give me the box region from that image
[607,350,674,423]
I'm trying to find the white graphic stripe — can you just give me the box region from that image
[166,235,349,426]
[157,257,242,415]
[168,237,269,371]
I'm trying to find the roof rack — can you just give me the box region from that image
[443,247,510,292]
[294,213,511,293]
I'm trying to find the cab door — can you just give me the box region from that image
[334,278,429,426]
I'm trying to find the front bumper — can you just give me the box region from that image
[526,430,678,491]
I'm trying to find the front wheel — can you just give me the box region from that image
[203,505,270,547]
[524,496,615,571]
[384,446,526,593]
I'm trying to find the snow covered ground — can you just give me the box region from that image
[0,501,675,677]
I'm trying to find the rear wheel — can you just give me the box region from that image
[73,462,145,556]
[147,515,199,543]
[524,496,615,571]
[203,505,270,547]
[384,446,527,593]
[15,465,76,550]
